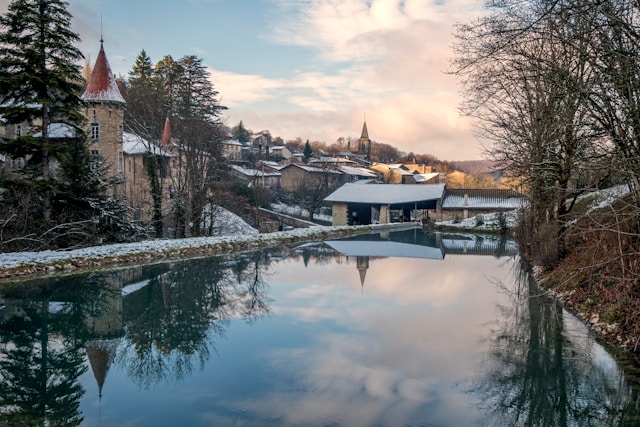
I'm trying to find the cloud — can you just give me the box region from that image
[217,0,484,159]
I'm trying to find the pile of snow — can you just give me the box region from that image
[206,206,258,236]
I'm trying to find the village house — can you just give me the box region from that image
[221,138,242,161]
[229,164,282,189]
[370,163,417,184]
[279,162,343,193]
[122,131,173,221]
[268,145,292,161]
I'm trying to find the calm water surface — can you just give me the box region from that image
[1,229,639,426]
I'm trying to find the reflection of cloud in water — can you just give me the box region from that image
[232,254,521,425]
[220,334,468,427]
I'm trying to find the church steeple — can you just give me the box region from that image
[357,119,371,161]
[80,40,125,104]
[360,121,369,140]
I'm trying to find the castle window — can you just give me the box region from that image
[90,123,99,140]
[117,151,124,173]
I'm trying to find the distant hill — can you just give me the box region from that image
[450,160,498,174]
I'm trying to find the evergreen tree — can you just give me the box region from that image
[232,120,251,143]
[303,139,313,163]
[169,55,227,238]
[0,0,85,224]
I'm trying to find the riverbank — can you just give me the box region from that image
[534,188,640,356]
[0,225,380,280]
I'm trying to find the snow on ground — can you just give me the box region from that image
[207,206,259,236]
[271,202,332,223]
[0,206,330,271]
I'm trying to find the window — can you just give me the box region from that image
[14,124,22,137]
[117,151,123,173]
[90,123,99,140]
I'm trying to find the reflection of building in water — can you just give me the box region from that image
[324,228,519,288]
[356,256,369,289]
[86,339,119,399]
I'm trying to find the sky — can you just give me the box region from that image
[0,0,488,161]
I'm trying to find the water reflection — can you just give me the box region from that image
[473,262,640,426]
[0,229,638,426]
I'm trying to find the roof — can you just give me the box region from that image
[338,165,377,177]
[122,132,171,156]
[413,172,440,183]
[360,121,369,140]
[282,163,342,174]
[325,183,445,204]
[230,164,281,177]
[441,189,527,209]
[325,240,444,260]
[33,123,78,138]
[80,41,126,104]
[161,117,171,145]
[222,139,242,146]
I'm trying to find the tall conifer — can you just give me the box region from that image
[0,0,85,223]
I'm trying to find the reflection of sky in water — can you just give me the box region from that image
[75,252,633,426]
[251,255,518,426]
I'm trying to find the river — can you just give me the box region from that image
[0,228,639,426]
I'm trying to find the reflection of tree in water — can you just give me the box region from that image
[473,260,640,426]
[119,253,271,389]
[0,275,114,426]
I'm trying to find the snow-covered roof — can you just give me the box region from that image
[122,132,171,156]
[339,165,377,177]
[80,43,126,104]
[325,240,444,260]
[441,189,527,210]
[325,183,446,204]
[413,172,440,183]
[283,163,343,174]
[222,139,242,146]
[230,164,281,177]
[261,161,285,170]
[32,123,78,138]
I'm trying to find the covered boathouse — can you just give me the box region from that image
[324,183,446,226]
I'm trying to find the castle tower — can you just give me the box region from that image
[80,39,126,191]
[357,120,371,161]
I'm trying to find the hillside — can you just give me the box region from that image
[449,160,497,174]
[539,187,640,354]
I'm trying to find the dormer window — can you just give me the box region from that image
[90,122,99,140]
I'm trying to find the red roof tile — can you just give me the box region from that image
[80,41,125,104]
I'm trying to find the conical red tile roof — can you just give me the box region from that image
[81,41,125,104]
[161,117,171,145]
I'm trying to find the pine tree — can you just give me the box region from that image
[303,139,313,163]
[232,120,251,143]
[168,55,227,238]
[0,0,85,224]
